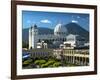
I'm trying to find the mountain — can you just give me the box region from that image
[64,23,89,41]
[38,27,53,34]
[22,28,29,43]
[22,27,54,43]
[22,23,89,43]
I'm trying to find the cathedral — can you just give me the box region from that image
[29,23,87,49]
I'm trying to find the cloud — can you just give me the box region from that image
[71,20,78,23]
[40,19,51,24]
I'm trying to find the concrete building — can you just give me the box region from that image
[37,41,48,49]
[53,49,89,66]
[29,23,87,49]
[30,49,53,59]
[60,34,86,49]
[29,23,68,49]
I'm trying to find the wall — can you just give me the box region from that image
[0,0,99,80]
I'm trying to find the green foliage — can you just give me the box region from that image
[41,64,48,68]
[22,55,78,68]
[46,60,55,65]
[34,60,40,65]
[23,59,33,66]
[25,59,32,63]
[49,65,53,67]
[67,63,75,66]
[41,60,55,68]
[33,58,63,68]
[53,62,61,67]
[34,60,46,65]
[39,60,46,65]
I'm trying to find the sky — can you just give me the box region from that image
[22,10,89,31]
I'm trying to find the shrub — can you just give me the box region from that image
[39,60,46,65]
[53,62,61,67]
[46,60,55,65]
[34,60,46,65]
[41,64,48,68]
[23,59,32,67]
[34,60,40,65]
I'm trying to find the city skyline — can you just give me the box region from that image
[22,10,89,31]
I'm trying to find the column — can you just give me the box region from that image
[84,57,87,66]
[79,57,81,65]
[72,50,75,64]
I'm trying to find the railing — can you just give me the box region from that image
[53,49,89,66]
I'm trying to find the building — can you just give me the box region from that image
[29,23,68,49]
[29,23,87,49]
[53,49,89,66]
[28,23,90,66]
[60,34,86,49]
[37,41,48,49]
[30,49,53,59]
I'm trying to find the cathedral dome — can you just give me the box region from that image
[54,23,67,36]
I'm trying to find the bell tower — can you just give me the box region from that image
[29,24,38,49]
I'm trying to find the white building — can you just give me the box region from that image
[29,23,87,49]
[62,34,86,49]
[29,23,67,49]
[37,41,48,49]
